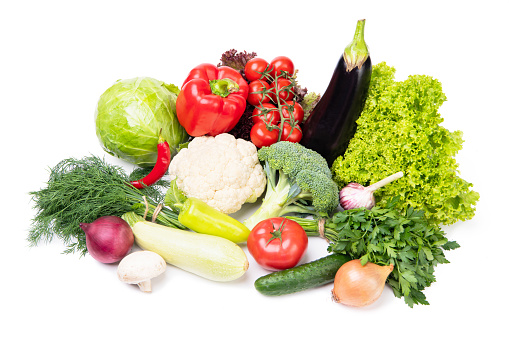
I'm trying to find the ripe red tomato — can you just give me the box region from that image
[247,217,308,270]
[270,78,294,102]
[269,56,295,79]
[245,58,269,82]
[281,101,304,124]
[280,122,303,143]
[252,103,280,125]
[247,80,272,106]
[250,121,280,148]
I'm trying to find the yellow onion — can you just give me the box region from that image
[332,259,394,307]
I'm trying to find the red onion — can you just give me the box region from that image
[79,216,134,263]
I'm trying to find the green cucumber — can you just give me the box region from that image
[254,253,351,296]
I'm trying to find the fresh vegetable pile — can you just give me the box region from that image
[28,19,479,308]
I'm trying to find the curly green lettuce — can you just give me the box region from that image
[332,62,479,226]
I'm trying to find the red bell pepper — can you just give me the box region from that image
[176,63,249,137]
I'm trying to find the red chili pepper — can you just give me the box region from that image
[175,63,248,137]
[129,134,171,189]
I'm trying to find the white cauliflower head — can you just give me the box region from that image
[168,133,266,214]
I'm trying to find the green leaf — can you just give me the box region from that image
[338,227,358,239]
[356,239,367,254]
[399,276,411,296]
[352,213,367,223]
[332,241,349,252]
[401,270,418,284]
[332,213,348,223]
[360,254,369,266]
[164,179,188,211]
[384,243,397,258]
[423,247,434,261]
[442,241,460,250]
[397,247,415,263]
[393,222,405,240]
[409,289,429,306]
[368,243,382,253]
[432,239,448,247]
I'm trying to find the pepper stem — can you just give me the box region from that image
[210,78,240,98]
[157,128,165,144]
[343,19,369,72]
[367,171,404,192]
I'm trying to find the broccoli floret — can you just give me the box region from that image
[243,141,339,230]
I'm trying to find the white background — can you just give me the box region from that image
[2,1,507,338]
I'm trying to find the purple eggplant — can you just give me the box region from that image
[301,19,372,166]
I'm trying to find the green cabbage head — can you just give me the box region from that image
[95,77,188,167]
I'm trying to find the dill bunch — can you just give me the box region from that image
[28,155,185,256]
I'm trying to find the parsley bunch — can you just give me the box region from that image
[289,197,459,307]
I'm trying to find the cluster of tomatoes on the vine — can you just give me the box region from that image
[243,56,304,148]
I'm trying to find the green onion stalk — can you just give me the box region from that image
[28,155,185,256]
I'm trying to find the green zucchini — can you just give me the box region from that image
[128,217,249,282]
[254,253,351,296]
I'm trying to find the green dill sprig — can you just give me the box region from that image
[288,197,459,307]
[28,155,185,256]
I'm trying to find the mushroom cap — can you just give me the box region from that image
[117,250,166,284]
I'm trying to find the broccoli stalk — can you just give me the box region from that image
[243,142,339,230]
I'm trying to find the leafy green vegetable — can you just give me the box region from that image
[28,156,185,256]
[332,62,479,226]
[217,49,257,72]
[164,179,188,212]
[300,91,321,122]
[288,197,459,307]
[95,77,188,167]
[228,104,254,141]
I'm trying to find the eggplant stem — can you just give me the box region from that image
[367,171,404,192]
[344,19,369,72]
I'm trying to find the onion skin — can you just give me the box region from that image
[79,216,134,264]
[332,259,394,307]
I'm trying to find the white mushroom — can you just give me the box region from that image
[117,251,166,292]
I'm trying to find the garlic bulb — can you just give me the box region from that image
[339,172,404,210]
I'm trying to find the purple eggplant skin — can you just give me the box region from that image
[300,20,372,167]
